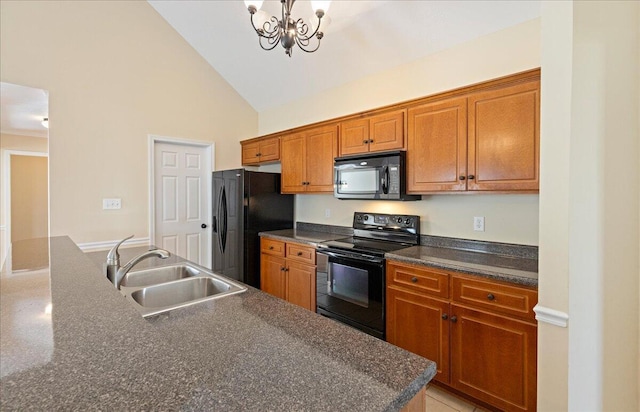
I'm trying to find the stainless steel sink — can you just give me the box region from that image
[119,263,246,317]
[120,263,200,287]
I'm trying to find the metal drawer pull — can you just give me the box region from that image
[487,293,495,301]
[297,251,303,256]
[411,277,418,283]
[441,314,448,320]
[269,246,274,250]
[450,316,457,323]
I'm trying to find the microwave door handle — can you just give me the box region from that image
[381,165,389,194]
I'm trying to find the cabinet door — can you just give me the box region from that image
[450,304,537,411]
[281,133,307,193]
[467,81,540,191]
[305,125,338,192]
[386,286,450,384]
[241,141,261,165]
[260,254,286,300]
[259,137,280,163]
[407,98,467,192]
[369,110,405,153]
[286,261,316,311]
[340,118,369,156]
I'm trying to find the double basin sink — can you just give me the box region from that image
[119,263,247,317]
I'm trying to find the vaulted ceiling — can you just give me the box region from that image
[1,1,541,138]
[149,0,541,112]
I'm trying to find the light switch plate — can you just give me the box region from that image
[103,198,121,210]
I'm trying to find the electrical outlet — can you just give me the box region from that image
[473,216,485,232]
[103,198,121,210]
[325,208,331,218]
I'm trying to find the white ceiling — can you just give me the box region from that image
[149,0,541,112]
[0,83,49,139]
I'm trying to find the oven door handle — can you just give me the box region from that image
[317,249,385,264]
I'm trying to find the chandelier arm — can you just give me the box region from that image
[259,35,282,51]
[294,17,322,41]
[294,35,321,53]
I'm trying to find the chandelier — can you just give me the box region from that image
[244,0,331,57]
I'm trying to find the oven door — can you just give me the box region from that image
[316,249,385,339]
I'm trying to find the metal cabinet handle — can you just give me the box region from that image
[281,267,286,271]
[468,175,475,180]
[363,140,368,144]
[442,314,448,320]
[450,316,457,323]
[459,175,466,181]
[297,251,303,256]
[269,246,274,250]
[369,139,374,143]
[411,277,418,283]
[256,152,261,157]
[487,293,495,301]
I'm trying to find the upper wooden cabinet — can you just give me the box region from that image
[407,97,468,192]
[241,136,280,165]
[281,125,338,194]
[407,78,540,193]
[339,110,405,156]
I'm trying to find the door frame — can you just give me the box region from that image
[1,149,50,269]
[148,135,215,268]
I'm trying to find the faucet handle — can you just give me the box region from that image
[106,235,134,265]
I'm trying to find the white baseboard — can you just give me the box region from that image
[534,304,569,327]
[77,237,151,252]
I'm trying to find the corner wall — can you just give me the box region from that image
[260,19,541,245]
[0,1,257,244]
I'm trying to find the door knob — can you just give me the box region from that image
[201,223,207,229]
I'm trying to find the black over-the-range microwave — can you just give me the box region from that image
[333,151,420,201]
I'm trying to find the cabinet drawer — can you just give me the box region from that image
[451,275,537,321]
[286,243,316,265]
[387,261,449,299]
[260,238,285,257]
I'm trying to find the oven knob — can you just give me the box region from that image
[405,218,411,225]
[356,215,362,221]
[363,215,369,221]
[396,217,402,224]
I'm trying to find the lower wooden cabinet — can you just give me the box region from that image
[386,260,538,412]
[450,304,537,411]
[260,238,316,311]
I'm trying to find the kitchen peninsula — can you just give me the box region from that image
[0,237,435,411]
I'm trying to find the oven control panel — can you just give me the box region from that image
[353,212,419,231]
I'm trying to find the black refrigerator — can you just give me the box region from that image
[212,169,294,288]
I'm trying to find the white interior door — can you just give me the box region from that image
[154,141,211,267]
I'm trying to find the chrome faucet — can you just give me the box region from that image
[105,235,133,283]
[105,235,170,289]
[114,248,170,289]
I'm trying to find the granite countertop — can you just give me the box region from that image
[386,246,538,287]
[259,228,347,246]
[0,236,435,411]
[261,228,538,287]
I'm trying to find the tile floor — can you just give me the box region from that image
[425,385,489,412]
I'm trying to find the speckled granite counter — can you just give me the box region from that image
[261,226,538,288]
[0,236,435,411]
[258,228,347,246]
[386,246,538,287]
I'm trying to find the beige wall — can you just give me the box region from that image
[536,1,571,409]
[10,155,48,242]
[0,1,257,244]
[538,1,639,410]
[260,19,541,245]
[0,133,49,268]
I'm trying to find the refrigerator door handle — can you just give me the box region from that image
[216,186,224,253]
[221,185,228,253]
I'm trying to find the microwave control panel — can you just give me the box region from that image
[387,164,400,194]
